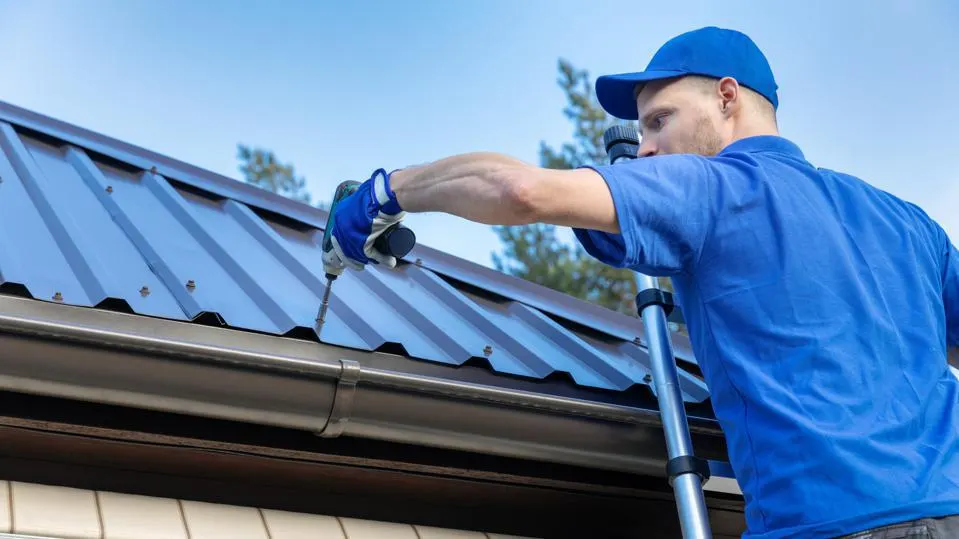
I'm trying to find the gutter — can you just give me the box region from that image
[0,295,728,482]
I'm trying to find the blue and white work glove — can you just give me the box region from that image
[323,168,406,274]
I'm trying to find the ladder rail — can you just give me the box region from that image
[604,125,714,538]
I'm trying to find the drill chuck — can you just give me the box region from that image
[603,123,640,164]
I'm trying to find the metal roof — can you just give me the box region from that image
[0,100,709,405]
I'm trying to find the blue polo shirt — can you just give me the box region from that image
[574,135,959,538]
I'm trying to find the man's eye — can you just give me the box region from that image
[646,113,667,132]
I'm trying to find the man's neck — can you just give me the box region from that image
[730,118,780,142]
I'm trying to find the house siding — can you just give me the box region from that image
[0,480,540,539]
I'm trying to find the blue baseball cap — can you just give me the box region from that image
[595,26,779,120]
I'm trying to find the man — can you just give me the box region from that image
[324,26,959,539]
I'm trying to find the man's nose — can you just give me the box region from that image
[637,138,657,157]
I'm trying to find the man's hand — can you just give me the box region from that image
[323,168,406,274]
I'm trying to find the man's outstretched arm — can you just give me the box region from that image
[324,150,720,275]
[389,152,620,233]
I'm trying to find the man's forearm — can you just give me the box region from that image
[389,152,541,226]
[387,152,620,233]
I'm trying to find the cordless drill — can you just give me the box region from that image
[316,180,416,331]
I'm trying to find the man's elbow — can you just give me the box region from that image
[499,166,620,232]
[501,167,547,225]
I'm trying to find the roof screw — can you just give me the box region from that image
[483,345,493,356]
[139,286,150,297]
[415,258,423,266]
[150,166,158,175]
[105,185,113,193]
[52,292,63,302]
[643,373,653,384]
[186,279,196,290]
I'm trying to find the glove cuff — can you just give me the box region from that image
[371,168,403,215]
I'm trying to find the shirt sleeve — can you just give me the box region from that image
[572,154,719,276]
[944,239,959,347]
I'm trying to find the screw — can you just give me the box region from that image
[139,286,150,297]
[415,258,423,266]
[150,166,158,175]
[52,292,63,302]
[105,185,113,193]
[643,373,653,384]
[186,279,196,290]
[483,345,493,356]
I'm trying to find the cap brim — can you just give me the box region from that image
[595,70,686,120]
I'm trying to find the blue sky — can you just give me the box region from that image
[0,1,956,268]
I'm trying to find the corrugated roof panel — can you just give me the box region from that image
[239,213,386,350]
[0,99,702,366]
[89,156,283,331]
[405,265,558,377]
[65,148,203,321]
[349,267,477,361]
[24,132,189,319]
[506,301,636,389]
[170,187,317,333]
[0,125,180,318]
[0,123,108,307]
[327,268,465,363]
[0,129,85,302]
[0,111,709,405]
[462,293,625,388]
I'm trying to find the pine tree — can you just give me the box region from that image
[236,144,318,206]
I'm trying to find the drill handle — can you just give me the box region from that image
[373,223,416,259]
[321,179,417,264]
[323,222,416,260]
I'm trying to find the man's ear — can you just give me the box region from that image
[717,76,740,116]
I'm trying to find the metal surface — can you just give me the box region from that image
[0,294,728,478]
[638,273,712,538]
[0,100,704,362]
[0,294,720,433]
[319,358,361,437]
[316,276,333,334]
[0,99,706,402]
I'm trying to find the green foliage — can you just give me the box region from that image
[237,144,318,206]
[538,59,615,170]
[491,59,643,317]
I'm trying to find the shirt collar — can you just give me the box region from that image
[718,135,806,160]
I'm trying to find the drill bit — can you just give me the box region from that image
[315,273,337,335]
